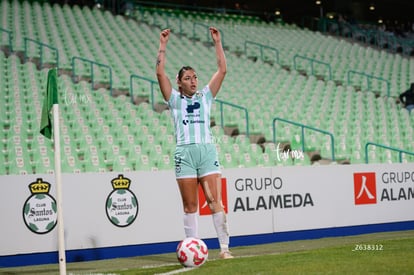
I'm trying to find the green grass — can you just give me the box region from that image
[1,230,414,275]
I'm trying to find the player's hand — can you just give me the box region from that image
[160,29,170,44]
[209,27,221,43]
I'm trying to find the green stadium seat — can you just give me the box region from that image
[155,154,173,170]
[1,0,413,175]
[134,154,158,171]
[219,152,238,169]
[238,152,257,168]
[257,152,274,167]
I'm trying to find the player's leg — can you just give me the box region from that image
[175,146,200,238]
[199,173,223,214]
[177,178,199,238]
[199,173,233,259]
[197,143,232,258]
[197,144,224,214]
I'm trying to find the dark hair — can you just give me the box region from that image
[177,66,195,81]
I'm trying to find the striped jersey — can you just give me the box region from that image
[168,85,214,145]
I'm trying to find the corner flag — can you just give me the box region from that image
[40,68,58,139]
[40,68,67,275]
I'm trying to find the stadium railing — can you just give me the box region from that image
[215,99,249,138]
[364,142,414,164]
[192,22,226,48]
[0,27,13,52]
[293,54,332,81]
[129,74,158,110]
[24,37,59,69]
[272,117,336,161]
[347,70,391,97]
[244,41,280,65]
[71,56,113,95]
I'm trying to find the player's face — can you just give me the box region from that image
[178,70,198,96]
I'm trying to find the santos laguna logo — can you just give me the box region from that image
[353,171,414,205]
[106,175,139,227]
[22,178,58,234]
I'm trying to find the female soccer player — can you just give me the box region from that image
[156,27,233,259]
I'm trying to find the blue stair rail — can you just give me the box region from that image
[215,99,249,137]
[193,22,225,47]
[273,117,335,161]
[71,56,113,95]
[129,74,158,111]
[364,142,414,163]
[293,54,332,80]
[0,27,13,52]
[347,70,390,97]
[244,41,280,65]
[24,37,59,69]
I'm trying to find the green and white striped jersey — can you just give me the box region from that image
[168,85,214,145]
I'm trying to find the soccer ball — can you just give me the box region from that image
[176,237,208,267]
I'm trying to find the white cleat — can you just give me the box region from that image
[219,251,234,259]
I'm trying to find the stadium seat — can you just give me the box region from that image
[219,152,238,169]
[1,0,413,175]
[134,154,158,171]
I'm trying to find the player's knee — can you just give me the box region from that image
[183,202,198,213]
[201,180,223,213]
[208,201,223,213]
[208,201,215,212]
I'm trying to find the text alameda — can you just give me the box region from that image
[233,193,314,212]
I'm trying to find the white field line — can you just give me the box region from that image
[154,267,196,275]
[69,253,280,275]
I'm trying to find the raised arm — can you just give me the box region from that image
[156,29,172,101]
[208,27,227,98]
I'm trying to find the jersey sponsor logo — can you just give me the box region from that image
[186,102,200,113]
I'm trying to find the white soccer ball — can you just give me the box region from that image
[176,237,209,267]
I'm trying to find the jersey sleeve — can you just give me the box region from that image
[202,85,213,101]
[167,88,179,106]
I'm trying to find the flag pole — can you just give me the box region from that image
[40,68,67,274]
[53,103,67,275]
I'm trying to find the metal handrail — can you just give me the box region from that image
[130,74,158,111]
[244,41,280,65]
[293,54,332,80]
[272,117,335,160]
[364,142,414,163]
[215,99,249,137]
[71,56,112,95]
[192,22,225,47]
[347,70,390,97]
[0,27,13,52]
[24,37,59,69]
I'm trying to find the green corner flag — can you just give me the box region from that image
[40,68,59,139]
